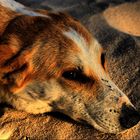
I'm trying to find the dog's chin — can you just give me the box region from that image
[56,104,122,134]
[75,115,121,134]
[91,118,121,134]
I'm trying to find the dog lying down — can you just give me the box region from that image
[0,0,140,134]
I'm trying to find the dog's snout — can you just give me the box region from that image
[119,104,140,129]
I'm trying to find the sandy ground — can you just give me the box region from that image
[0,0,140,139]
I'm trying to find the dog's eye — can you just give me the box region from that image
[62,69,90,84]
[101,53,106,69]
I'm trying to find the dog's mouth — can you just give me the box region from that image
[76,109,121,134]
[54,99,123,134]
[75,103,140,134]
[75,115,115,134]
[89,116,121,134]
[59,102,121,134]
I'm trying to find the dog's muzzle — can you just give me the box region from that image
[85,81,140,134]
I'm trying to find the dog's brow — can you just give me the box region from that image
[63,28,101,73]
[63,28,89,53]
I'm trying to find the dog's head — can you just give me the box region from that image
[0,7,140,134]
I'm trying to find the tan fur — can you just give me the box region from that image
[103,2,140,36]
[0,0,139,137]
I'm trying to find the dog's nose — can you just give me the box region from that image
[119,104,140,129]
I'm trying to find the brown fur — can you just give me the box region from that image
[0,1,140,138]
[0,5,93,92]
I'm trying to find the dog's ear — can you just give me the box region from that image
[0,37,34,92]
[0,15,49,92]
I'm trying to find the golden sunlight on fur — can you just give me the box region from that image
[0,128,14,140]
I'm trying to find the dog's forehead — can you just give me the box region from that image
[60,29,107,80]
[62,28,102,71]
[63,28,101,53]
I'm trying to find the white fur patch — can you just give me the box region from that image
[63,28,108,79]
[0,0,46,17]
[63,28,91,67]
[63,28,89,53]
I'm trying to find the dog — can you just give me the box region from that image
[0,0,139,134]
